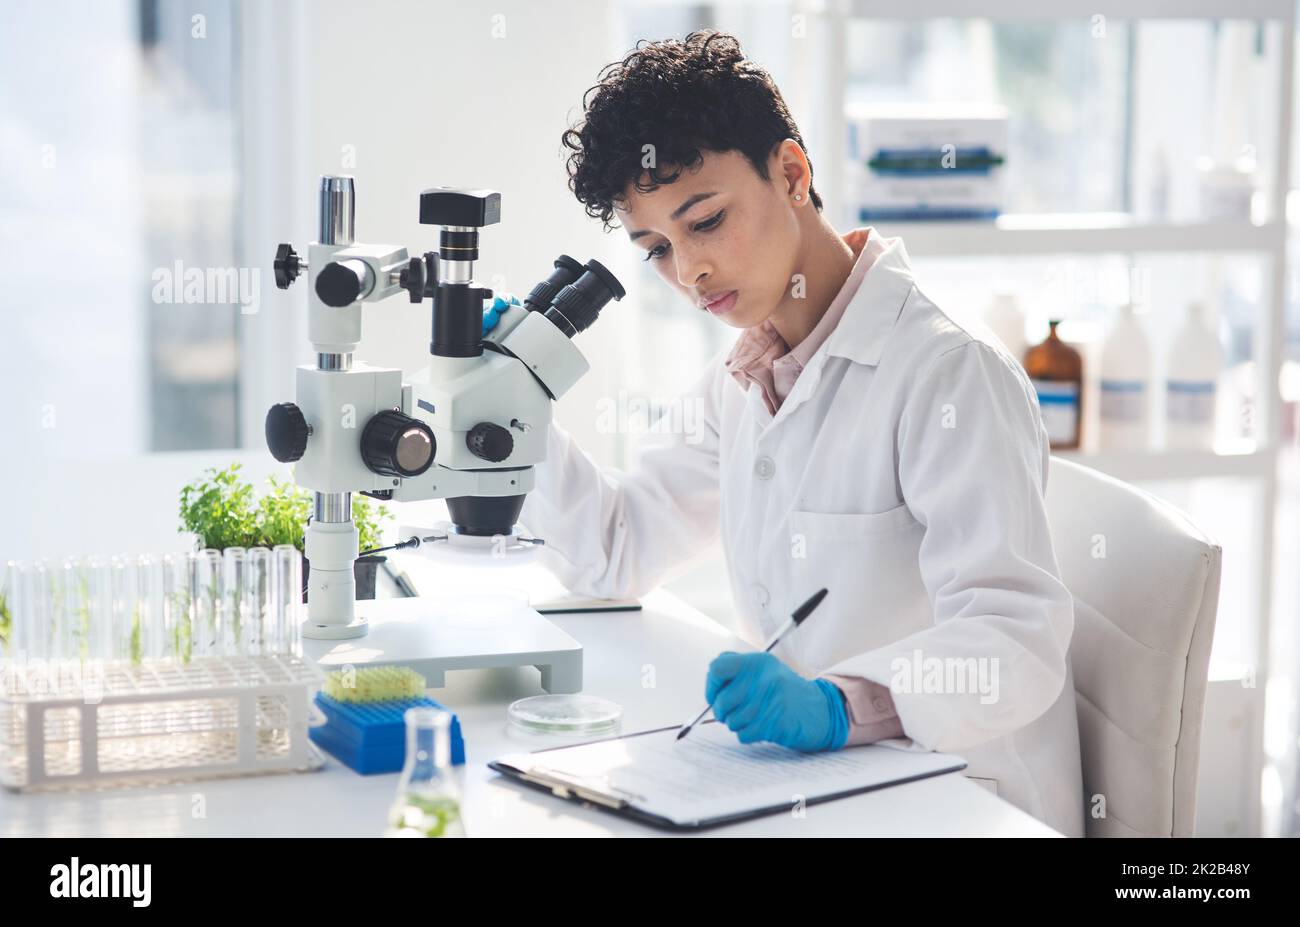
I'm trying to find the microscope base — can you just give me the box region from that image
[300,595,583,694]
[302,615,370,640]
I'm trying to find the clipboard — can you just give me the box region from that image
[488,720,967,831]
[530,593,642,615]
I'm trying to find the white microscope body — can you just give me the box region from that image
[267,176,623,691]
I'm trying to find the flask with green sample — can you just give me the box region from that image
[386,707,465,838]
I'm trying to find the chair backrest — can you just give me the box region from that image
[1045,456,1222,837]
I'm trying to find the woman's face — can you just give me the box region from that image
[614,147,804,330]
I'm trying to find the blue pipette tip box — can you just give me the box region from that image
[309,692,466,775]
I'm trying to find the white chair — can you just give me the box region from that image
[1045,457,1222,837]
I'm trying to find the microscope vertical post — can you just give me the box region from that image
[303,176,365,639]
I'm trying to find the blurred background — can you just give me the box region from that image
[0,0,1296,836]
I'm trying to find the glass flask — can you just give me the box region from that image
[386,708,464,838]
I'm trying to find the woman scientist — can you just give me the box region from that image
[518,31,1085,837]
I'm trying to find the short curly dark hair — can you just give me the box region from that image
[562,30,823,231]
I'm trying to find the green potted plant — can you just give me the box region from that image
[179,464,392,600]
[0,583,11,653]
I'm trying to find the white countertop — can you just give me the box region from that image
[0,553,1059,837]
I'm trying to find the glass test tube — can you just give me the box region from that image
[111,556,139,662]
[27,560,55,660]
[164,552,194,663]
[195,549,222,657]
[1,560,21,659]
[222,547,247,655]
[137,554,165,662]
[272,545,302,657]
[80,556,102,660]
[61,557,91,662]
[245,547,271,656]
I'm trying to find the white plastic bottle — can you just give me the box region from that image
[982,290,1027,363]
[1165,301,1224,450]
[1098,303,1152,451]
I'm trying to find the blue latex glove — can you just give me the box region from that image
[482,293,520,334]
[705,651,849,752]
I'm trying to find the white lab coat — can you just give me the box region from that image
[520,234,1086,837]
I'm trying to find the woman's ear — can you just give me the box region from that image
[774,139,811,201]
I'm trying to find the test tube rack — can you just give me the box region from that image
[0,654,326,791]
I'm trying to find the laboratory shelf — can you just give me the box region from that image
[810,0,1294,838]
[848,0,1294,23]
[870,215,1282,258]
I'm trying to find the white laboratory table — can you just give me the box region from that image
[0,556,1060,838]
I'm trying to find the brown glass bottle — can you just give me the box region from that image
[1024,319,1084,450]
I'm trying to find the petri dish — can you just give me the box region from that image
[507,694,623,736]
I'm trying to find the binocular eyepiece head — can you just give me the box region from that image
[526,255,626,338]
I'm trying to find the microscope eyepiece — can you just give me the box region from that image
[524,255,584,315]
[542,259,626,338]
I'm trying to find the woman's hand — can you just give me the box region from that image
[481,293,520,334]
[705,651,849,752]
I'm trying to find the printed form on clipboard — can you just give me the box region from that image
[488,720,967,831]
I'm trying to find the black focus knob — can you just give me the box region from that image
[265,402,309,462]
[398,257,425,304]
[273,243,302,289]
[361,411,436,478]
[315,260,365,307]
[466,421,513,463]
[420,251,439,299]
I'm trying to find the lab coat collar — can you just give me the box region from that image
[823,232,916,368]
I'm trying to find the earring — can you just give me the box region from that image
[793,193,803,202]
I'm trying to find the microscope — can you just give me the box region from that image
[265,175,623,692]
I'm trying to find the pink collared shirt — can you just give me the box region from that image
[723,226,904,747]
[724,227,884,416]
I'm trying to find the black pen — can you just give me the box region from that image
[676,587,829,742]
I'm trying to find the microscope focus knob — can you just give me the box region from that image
[361,411,436,478]
[466,421,513,463]
[316,261,365,307]
[273,243,303,289]
[398,257,425,304]
[265,402,309,463]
